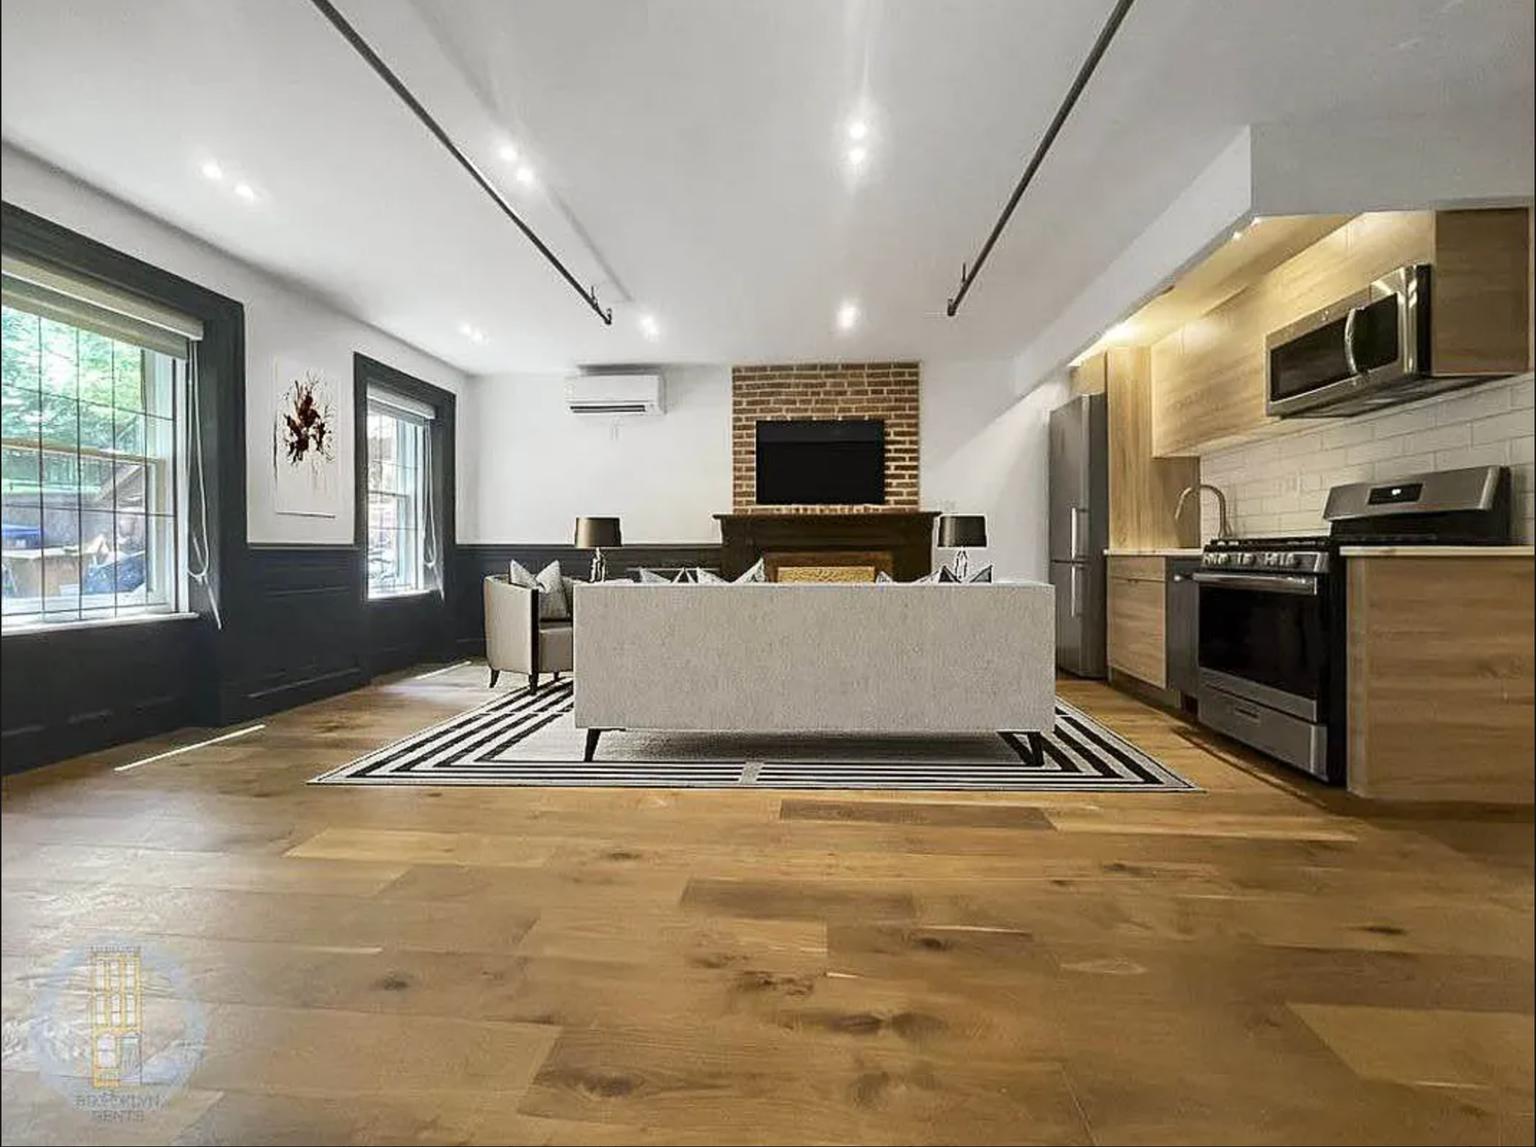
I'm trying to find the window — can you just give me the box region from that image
[1,280,190,629]
[366,393,434,597]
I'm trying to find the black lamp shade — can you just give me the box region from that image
[574,516,622,549]
[937,514,986,548]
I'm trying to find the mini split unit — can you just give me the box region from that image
[564,373,664,416]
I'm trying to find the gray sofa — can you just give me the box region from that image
[571,581,1056,761]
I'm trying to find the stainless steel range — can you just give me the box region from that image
[1194,465,1512,783]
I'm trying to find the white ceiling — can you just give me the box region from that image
[2,0,1531,374]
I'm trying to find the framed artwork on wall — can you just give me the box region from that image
[271,359,340,517]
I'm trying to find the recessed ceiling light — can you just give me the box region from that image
[233,182,257,203]
[638,313,661,340]
[836,301,860,332]
[498,142,519,163]
[515,165,536,187]
[847,119,869,142]
[200,160,224,182]
[847,145,868,168]
[459,322,486,344]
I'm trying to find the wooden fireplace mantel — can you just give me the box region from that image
[714,511,938,581]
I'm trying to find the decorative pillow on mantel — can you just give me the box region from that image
[509,559,570,620]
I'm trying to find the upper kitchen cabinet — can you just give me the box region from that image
[1151,208,1533,458]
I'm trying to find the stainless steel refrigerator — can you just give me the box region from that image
[1048,393,1108,677]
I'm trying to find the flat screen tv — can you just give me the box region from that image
[755,419,885,505]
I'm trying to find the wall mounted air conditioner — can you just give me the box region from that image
[564,373,664,416]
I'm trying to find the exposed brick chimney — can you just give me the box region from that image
[731,362,919,513]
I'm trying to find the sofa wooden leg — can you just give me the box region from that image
[1027,731,1046,766]
[488,669,500,689]
[583,728,602,762]
[529,673,539,693]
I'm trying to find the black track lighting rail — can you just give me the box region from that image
[306,0,613,324]
[944,0,1136,318]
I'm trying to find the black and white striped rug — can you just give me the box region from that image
[311,681,1196,792]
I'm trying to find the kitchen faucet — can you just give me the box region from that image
[1177,483,1233,540]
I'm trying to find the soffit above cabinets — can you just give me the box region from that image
[1084,214,1351,358]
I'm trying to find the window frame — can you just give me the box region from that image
[2,300,189,631]
[364,397,431,599]
[352,354,455,612]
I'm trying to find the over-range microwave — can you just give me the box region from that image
[1265,263,1506,418]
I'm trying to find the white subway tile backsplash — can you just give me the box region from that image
[1473,409,1536,445]
[1344,438,1403,465]
[1319,421,1377,451]
[1199,374,1533,543]
[1400,423,1472,455]
[1369,406,1437,440]
[1433,442,1510,472]
[1433,384,1512,426]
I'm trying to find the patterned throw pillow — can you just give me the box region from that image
[874,570,895,583]
[909,570,940,584]
[693,568,727,584]
[967,564,994,583]
[734,558,767,584]
[509,559,569,620]
[937,565,961,583]
[636,567,671,583]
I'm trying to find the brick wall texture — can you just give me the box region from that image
[731,362,920,513]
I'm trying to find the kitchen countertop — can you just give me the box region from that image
[1104,548,1204,558]
[1339,545,1535,558]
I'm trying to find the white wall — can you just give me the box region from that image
[922,362,1069,583]
[1199,374,1535,543]
[1,147,468,546]
[460,366,731,543]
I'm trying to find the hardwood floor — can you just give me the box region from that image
[2,665,1531,1145]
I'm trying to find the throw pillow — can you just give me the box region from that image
[909,570,940,584]
[734,557,767,584]
[874,570,895,583]
[509,559,570,620]
[636,567,671,583]
[967,564,994,583]
[937,565,961,583]
[693,568,726,584]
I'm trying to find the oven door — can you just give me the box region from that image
[1265,265,1427,418]
[1194,570,1330,721]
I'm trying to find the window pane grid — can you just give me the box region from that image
[366,398,429,597]
[2,304,182,628]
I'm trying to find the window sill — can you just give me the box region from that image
[367,588,439,602]
[1,610,199,637]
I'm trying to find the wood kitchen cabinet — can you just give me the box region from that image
[1107,554,1201,696]
[1151,208,1532,457]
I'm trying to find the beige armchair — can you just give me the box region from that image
[483,575,574,691]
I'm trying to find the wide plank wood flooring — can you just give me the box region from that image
[1,665,1531,1145]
